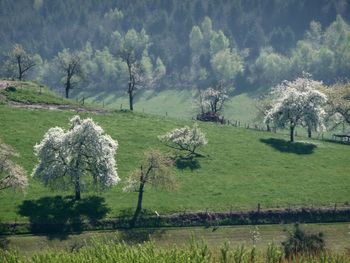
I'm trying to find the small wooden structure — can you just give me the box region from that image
[332,133,350,143]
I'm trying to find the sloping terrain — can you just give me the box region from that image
[84,89,259,123]
[0,101,349,222]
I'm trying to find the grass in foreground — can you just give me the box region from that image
[1,234,350,263]
[2,223,349,255]
[0,105,350,222]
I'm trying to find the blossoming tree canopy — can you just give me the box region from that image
[265,75,327,142]
[200,86,228,114]
[0,141,28,191]
[158,123,207,156]
[32,115,119,200]
[325,82,350,125]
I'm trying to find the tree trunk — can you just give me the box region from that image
[17,56,22,81]
[74,176,81,201]
[126,58,134,111]
[65,79,70,99]
[290,125,295,142]
[131,173,145,227]
[307,127,312,138]
[129,91,134,111]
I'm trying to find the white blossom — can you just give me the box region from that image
[32,115,119,198]
[199,86,228,114]
[265,74,327,141]
[0,142,28,191]
[158,123,207,155]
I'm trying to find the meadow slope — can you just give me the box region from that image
[0,105,350,222]
[83,89,259,122]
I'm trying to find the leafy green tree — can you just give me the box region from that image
[210,30,229,55]
[305,21,323,46]
[189,26,204,54]
[201,16,213,42]
[324,15,350,78]
[189,17,243,89]
[155,57,166,78]
[252,48,291,86]
[210,48,244,87]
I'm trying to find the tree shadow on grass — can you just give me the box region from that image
[260,138,317,155]
[175,156,201,171]
[18,195,110,239]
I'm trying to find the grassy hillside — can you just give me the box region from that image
[0,81,77,105]
[0,105,349,222]
[83,89,259,123]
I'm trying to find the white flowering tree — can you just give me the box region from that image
[32,116,119,200]
[0,142,28,191]
[197,84,228,123]
[324,82,350,126]
[123,149,176,227]
[158,123,207,156]
[265,75,327,142]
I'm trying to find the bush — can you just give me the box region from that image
[4,86,16,92]
[282,223,325,258]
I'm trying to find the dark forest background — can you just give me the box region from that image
[1,0,350,95]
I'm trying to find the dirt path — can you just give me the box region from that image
[8,101,109,114]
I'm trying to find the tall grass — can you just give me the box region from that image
[0,240,349,263]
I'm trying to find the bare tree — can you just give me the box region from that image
[123,53,145,111]
[4,44,36,81]
[56,49,83,99]
[123,150,176,227]
[116,29,162,111]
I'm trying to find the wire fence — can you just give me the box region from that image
[71,94,350,144]
[212,116,350,144]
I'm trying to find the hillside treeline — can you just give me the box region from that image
[0,0,350,95]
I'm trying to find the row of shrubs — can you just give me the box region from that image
[1,207,349,235]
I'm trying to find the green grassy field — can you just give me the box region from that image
[0,104,350,223]
[3,223,350,254]
[0,81,78,106]
[83,89,259,123]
